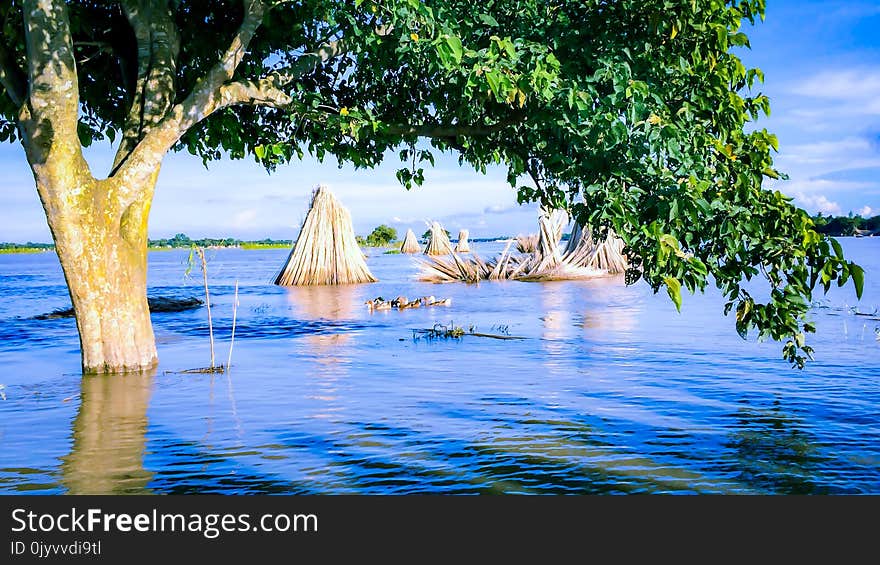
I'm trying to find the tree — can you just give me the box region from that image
[0,1,862,373]
[365,224,397,246]
[422,227,451,241]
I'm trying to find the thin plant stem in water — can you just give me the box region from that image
[187,245,216,369]
[227,280,239,371]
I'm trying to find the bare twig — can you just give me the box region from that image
[188,245,215,368]
[226,280,239,371]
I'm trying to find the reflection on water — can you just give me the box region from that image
[725,400,828,494]
[285,285,364,417]
[61,373,154,494]
[0,241,878,494]
[540,282,574,348]
[577,278,642,334]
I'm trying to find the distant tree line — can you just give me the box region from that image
[813,213,880,236]
[0,241,54,250]
[2,234,293,251]
[148,233,291,248]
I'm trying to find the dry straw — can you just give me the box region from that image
[423,221,453,255]
[515,234,538,254]
[454,229,470,253]
[274,185,377,285]
[418,209,627,283]
[400,228,421,253]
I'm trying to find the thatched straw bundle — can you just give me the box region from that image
[515,234,538,254]
[528,209,567,272]
[454,229,470,253]
[274,185,377,285]
[418,209,627,283]
[562,222,628,274]
[400,228,421,253]
[423,221,453,255]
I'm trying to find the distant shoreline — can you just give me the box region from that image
[0,237,518,254]
[1,235,874,255]
[0,243,293,254]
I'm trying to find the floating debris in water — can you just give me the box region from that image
[34,296,204,319]
[166,365,227,375]
[454,229,471,253]
[424,221,453,255]
[412,322,525,341]
[366,295,451,312]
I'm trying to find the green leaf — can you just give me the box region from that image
[478,13,499,26]
[830,238,844,260]
[850,263,865,299]
[485,69,503,99]
[659,233,680,252]
[664,276,683,312]
[76,122,93,148]
[254,145,266,159]
[689,257,708,276]
[443,35,463,66]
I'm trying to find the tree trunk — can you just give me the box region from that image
[38,170,159,374]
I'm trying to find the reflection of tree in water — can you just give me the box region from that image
[61,373,154,494]
[725,399,828,494]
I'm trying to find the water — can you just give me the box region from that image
[0,239,878,494]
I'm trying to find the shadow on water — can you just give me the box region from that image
[61,372,155,494]
[260,412,754,494]
[723,399,830,494]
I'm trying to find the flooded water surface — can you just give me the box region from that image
[0,240,878,494]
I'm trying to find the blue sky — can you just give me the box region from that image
[1,0,878,242]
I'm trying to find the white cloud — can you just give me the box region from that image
[231,208,258,229]
[776,137,880,179]
[791,68,880,115]
[771,177,874,195]
[791,192,842,215]
[858,205,874,216]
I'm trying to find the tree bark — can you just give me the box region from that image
[13,0,300,374]
[37,170,159,374]
[19,0,162,374]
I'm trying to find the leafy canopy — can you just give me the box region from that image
[364,224,397,246]
[0,0,863,366]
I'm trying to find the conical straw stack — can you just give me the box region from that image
[274,185,377,285]
[400,228,421,253]
[454,229,470,253]
[423,221,453,255]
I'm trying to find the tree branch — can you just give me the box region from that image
[113,0,266,189]
[386,123,509,138]
[270,38,348,87]
[112,0,180,172]
[266,23,390,89]
[21,0,86,171]
[386,112,524,138]
[218,77,292,108]
[0,43,27,107]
